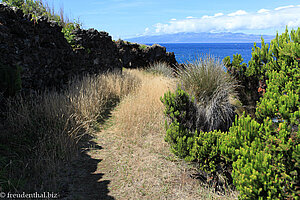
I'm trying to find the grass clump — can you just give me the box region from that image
[177,56,237,104]
[0,71,140,193]
[147,62,174,78]
[175,56,238,132]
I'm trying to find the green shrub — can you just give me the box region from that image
[190,130,224,173]
[221,28,300,199]
[160,87,226,173]
[162,28,300,199]
[223,54,259,116]
[139,44,149,50]
[160,86,212,157]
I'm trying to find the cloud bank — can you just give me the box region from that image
[151,5,300,34]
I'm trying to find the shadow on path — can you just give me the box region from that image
[59,98,122,199]
[59,137,114,200]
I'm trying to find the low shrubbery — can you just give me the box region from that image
[162,28,300,199]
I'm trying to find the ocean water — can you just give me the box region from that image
[149,43,262,64]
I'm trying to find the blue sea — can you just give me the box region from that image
[148,43,262,64]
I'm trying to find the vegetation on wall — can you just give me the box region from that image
[1,0,82,47]
[162,27,300,199]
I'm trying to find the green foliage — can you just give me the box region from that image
[164,119,195,159]
[220,114,263,162]
[226,118,299,199]
[160,87,198,159]
[2,0,24,7]
[223,54,259,116]
[139,44,149,50]
[161,87,226,172]
[61,20,81,48]
[0,63,22,97]
[161,87,199,132]
[2,0,82,47]
[222,28,300,199]
[163,28,300,199]
[190,130,224,172]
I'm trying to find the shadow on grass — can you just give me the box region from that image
[59,98,121,199]
[59,136,115,200]
[0,94,121,198]
[96,97,120,125]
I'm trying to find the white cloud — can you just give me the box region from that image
[186,16,195,19]
[144,27,149,33]
[170,18,177,21]
[214,13,224,17]
[152,5,300,34]
[257,9,270,13]
[274,5,294,10]
[228,10,247,16]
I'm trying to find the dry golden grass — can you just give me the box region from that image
[1,71,140,192]
[93,69,238,200]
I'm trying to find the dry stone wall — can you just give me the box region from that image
[0,3,178,95]
[116,40,177,69]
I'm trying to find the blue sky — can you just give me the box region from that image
[50,0,300,39]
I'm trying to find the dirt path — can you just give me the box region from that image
[60,70,237,200]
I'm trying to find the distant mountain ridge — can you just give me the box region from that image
[127,32,275,43]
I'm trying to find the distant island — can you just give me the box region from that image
[127,32,275,43]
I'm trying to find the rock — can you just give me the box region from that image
[115,40,178,69]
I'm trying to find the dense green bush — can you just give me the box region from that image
[161,87,198,158]
[161,87,226,174]
[162,28,300,199]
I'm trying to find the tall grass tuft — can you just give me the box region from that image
[147,62,174,78]
[0,71,140,192]
[176,56,238,132]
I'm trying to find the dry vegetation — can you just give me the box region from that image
[1,66,238,199]
[0,71,140,192]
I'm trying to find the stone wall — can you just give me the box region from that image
[0,3,122,93]
[116,40,177,69]
[0,3,178,95]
